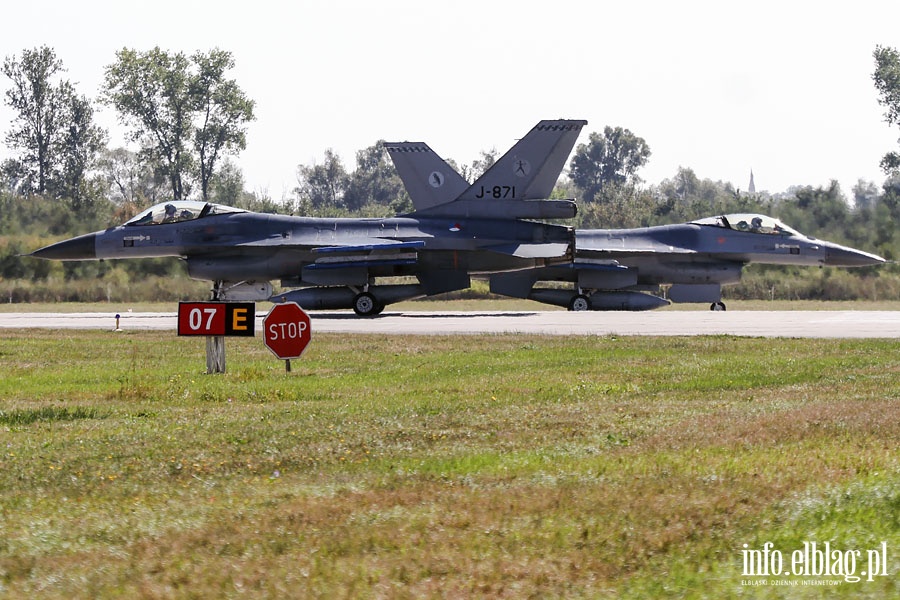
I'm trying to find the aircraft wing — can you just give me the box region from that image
[577,245,697,259]
[580,247,698,257]
[232,235,426,269]
[575,226,700,259]
[305,239,425,270]
[233,236,422,252]
[313,240,426,254]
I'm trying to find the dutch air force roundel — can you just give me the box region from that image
[429,171,445,188]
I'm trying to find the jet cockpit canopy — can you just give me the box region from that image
[125,201,245,226]
[692,214,801,237]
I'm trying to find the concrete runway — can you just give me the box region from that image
[1,310,898,338]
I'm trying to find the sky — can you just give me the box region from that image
[1,0,899,202]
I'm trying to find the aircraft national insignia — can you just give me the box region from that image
[429,171,445,188]
[513,159,531,178]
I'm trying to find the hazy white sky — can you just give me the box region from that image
[2,0,899,201]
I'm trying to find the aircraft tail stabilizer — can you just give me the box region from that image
[383,142,468,211]
[387,119,586,220]
[458,119,586,202]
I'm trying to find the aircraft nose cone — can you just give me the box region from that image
[823,243,886,267]
[30,232,97,260]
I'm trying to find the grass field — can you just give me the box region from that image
[1,330,898,598]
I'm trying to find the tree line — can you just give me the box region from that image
[1,45,899,303]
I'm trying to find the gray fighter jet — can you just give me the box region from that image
[30,119,586,315]
[386,142,886,311]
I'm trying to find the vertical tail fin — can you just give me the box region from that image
[385,119,586,220]
[459,119,587,202]
[383,142,469,211]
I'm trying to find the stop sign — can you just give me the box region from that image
[263,302,312,359]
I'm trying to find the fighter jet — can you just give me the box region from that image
[491,214,886,311]
[30,119,586,316]
[386,142,886,311]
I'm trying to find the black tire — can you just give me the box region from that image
[710,301,727,311]
[568,294,592,312]
[352,292,378,317]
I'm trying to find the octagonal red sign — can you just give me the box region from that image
[263,302,312,360]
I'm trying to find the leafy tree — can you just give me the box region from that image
[343,141,406,212]
[294,149,349,210]
[190,49,255,202]
[873,45,900,174]
[460,148,499,183]
[96,147,166,206]
[207,159,246,207]
[0,158,26,192]
[852,179,879,211]
[659,167,703,215]
[653,167,761,223]
[569,126,651,202]
[776,181,851,243]
[101,48,193,200]
[101,47,254,202]
[2,46,64,195]
[576,182,657,229]
[2,46,105,202]
[872,175,900,261]
[55,91,107,209]
[207,160,278,213]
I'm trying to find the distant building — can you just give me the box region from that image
[748,170,756,194]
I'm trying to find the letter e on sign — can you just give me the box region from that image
[224,303,256,337]
[263,302,312,359]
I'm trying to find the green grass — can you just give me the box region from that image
[0,331,898,598]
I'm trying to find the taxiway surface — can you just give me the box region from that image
[1,310,898,338]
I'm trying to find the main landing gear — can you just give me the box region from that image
[568,293,592,312]
[352,291,385,317]
[710,301,727,311]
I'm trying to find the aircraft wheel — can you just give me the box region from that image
[710,301,727,311]
[352,292,379,317]
[568,294,592,312]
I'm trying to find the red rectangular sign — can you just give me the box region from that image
[177,302,255,336]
